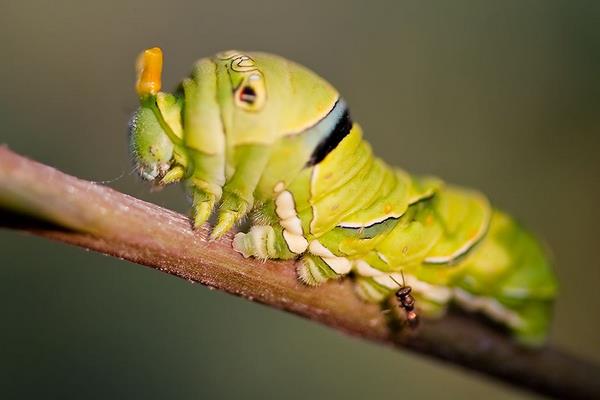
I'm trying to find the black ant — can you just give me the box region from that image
[390,272,419,328]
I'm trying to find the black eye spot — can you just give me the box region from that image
[239,86,256,104]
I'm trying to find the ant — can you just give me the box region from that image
[390,271,419,328]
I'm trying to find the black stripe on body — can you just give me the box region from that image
[305,105,353,167]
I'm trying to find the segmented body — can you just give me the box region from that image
[130,48,557,345]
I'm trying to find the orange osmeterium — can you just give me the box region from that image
[136,47,163,96]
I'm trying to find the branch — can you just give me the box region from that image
[1,146,598,399]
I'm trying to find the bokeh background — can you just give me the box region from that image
[1,1,599,398]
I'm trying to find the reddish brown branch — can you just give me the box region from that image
[0,146,598,399]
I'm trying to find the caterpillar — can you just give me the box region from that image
[129,47,557,345]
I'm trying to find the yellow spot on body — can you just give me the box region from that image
[383,204,393,213]
[136,47,163,96]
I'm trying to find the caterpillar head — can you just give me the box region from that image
[129,106,174,181]
[129,48,182,182]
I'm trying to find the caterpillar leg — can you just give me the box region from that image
[191,191,218,228]
[180,62,228,228]
[212,144,272,239]
[233,225,296,260]
[233,225,354,287]
[212,191,250,239]
[510,300,554,346]
[160,164,185,185]
[294,239,355,286]
[296,254,343,286]
[185,150,226,228]
[297,240,353,286]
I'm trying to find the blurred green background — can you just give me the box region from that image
[1,1,599,398]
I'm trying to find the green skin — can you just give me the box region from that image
[129,50,557,345]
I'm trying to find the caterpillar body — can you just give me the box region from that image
[129,48,557,345]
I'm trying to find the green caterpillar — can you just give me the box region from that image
[129,48,557,345]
